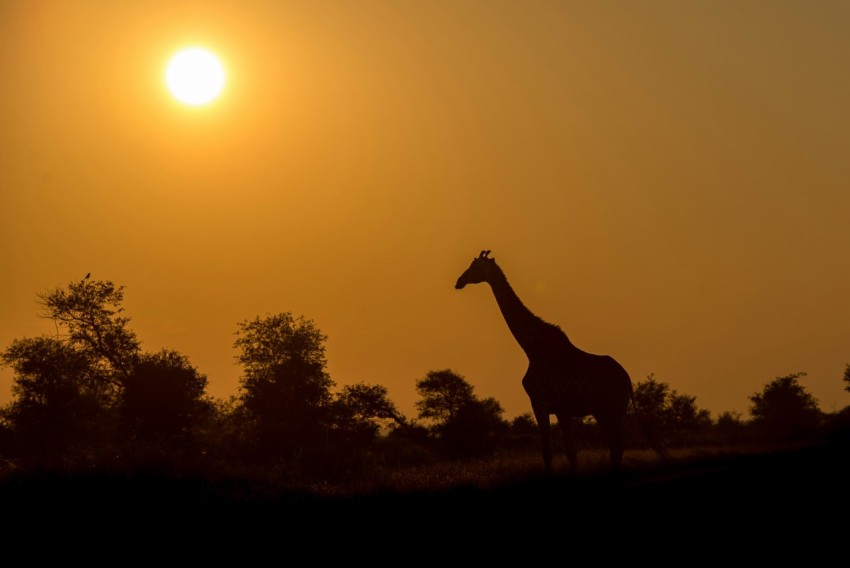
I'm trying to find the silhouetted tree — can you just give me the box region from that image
[825,365,850,445]
[234,313,334,469]
[749,372,823,441]
[200,395,249,467]
[1,277,142,461]
[631,374,711,446]
[415,369,475,425]
[668,393,712,440]
[823,407,850,446]
[509,413,537,436]
[321,383,407,477]
[0,416,12,461]
[119,349,213,452]
[714,411,748,444]
[503,412,539,451]
[630,374,670,449]
[632,374,670,419]
[440,396,509,458]
[380,420,437,467]
[3,277,222,470]
[415,369,508,458]
[2,275,229,465]
[0,336,107,466]
[38,278,141,386]
[333,382,404,442]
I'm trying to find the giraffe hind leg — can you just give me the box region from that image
[609,438,624,471]
[598,415,625,471]
[556,414,579,473]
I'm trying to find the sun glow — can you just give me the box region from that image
[165,48,225,106]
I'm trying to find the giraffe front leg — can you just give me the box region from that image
[557,414,578,474]
[533,406,552,475]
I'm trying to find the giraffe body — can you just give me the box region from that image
[455,250,634,473]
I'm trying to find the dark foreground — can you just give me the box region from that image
[1,442,847,555]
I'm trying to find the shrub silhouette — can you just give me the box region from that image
[233,313,334,474]
[119,349,213,455]
[1,337,107,467]
[1,275,843,495]
[749,372,823,441]
[415,369,508,458]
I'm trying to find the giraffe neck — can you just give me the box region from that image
[487,264,569,358]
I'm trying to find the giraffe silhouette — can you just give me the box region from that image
[455,250,665,474]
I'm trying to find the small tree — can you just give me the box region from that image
[749,372,823,441]
[714,411,747,444]
[415,369,475,426]
[2,277,139,460]
[509,412,537,436]
[119,349,212,450]
[234,313,328,376]
[233,313,334,468]
[4,277,217,470]
[415,369,508,457]
[502,412,538,451]
[0,336,106,466]
[439,396,509,458]
[632,374,670,418]
[337,383,403,424]
[826,364,850,445]
[668,393,712,436]
[332,382,405,444]
[323,382,407,476]
[38,277,141,387]
[631,374,671,447]
[631,374,711,446]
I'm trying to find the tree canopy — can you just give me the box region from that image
[415,369,508,457]
[233,313,335,464]
[1,275,843,483]
[415,369,475,425]
[749,372,823,440]
[38,278,141,383]
[1,277,212,466]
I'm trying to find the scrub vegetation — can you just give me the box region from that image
[2,277,849,503]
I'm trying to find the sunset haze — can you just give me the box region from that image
[2,1,849,423]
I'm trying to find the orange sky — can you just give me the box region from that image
[2,1,849,421]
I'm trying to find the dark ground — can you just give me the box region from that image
[1,442,847,558]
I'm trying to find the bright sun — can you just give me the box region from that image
[165,48,225,106]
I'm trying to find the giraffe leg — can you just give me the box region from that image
[609,436,624,471]
[533,407,552,475]
[557,414,578,474]
[599,415,625,471]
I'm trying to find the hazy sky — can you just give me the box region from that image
[2,1,849,421]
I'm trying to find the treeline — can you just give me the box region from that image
[1,277,849,482]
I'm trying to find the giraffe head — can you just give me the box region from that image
[455,250,497,289]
